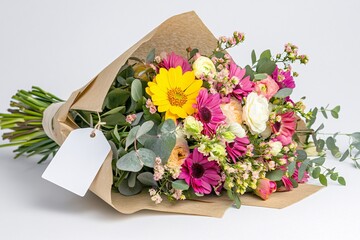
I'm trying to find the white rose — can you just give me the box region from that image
[269,141,282,156]
[192,56,216,78]
[242,92,270,134]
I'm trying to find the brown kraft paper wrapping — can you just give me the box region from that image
[47,11,323,218]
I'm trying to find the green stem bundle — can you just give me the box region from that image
[0,87,63,163]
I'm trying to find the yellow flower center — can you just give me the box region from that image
[167,87,187,107]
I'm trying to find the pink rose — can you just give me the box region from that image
[255,75,279,100]
[254,178,277,200]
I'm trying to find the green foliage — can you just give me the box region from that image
[144,119,176,164]
[131,79,143,102]
[256,58,276,75]
[105,88,130,109]
[266,169,285,181]
[118,178,142,196]
[172,180,189,190]
[251,50,256,65]
[137,172,158,187]
[274,88,293,98]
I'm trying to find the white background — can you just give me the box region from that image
[1,0,360,239]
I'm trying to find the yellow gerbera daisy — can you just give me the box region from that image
[146,66,202,121]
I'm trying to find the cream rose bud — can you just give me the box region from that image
[192,56,216,78]
[269,141,283,156]
[242,92,270,134]
[228,122,246,138]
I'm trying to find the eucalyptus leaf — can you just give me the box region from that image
[316,139,325,152]
[125,126,140,150]
[251,49,256,65]
[234,193,241,209]
[172,180,189,190]
[131,112,144,126]
[274,88,293,98]
[287,161,296,176]
[330,172,338,181]
[128,172,137,188]
[136,121,154,139]
[116,151,143,172]
[298,159,311,181]
[102,113,126,126]
[137,148,156,168]
[131,79,143,102]
[319,174,328,186]
[351,132,360,142]
[254,73,268,80]
[339,150,349,162]
[259,49,271,59]
[101,106,126,117]
[338,176,346,186]
[159,119,176,134]
[266,169,284,181]
[137,172,158,187]
[256,58,276,75]
[310,157,325,166]
[320,107,328,119]
[145,133,176,164]
[296,150,308,161]
[312,167,321,179]
[331,110,339,119]
[245,65,255,80]
[108,140,118,160]
[118,179,142,196]
[315,123,324,133]
[105,88,130,109]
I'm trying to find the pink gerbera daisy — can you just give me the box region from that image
[194,89,226,136]
[179,148,221,195]
[226,137,250,163]
[228,61,254,100]
[272,66,295,89]
[272,111,296,145]
[159,52,192,73]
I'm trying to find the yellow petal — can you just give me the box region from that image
[165,111,178,121]
[183,102,195,115]
[180,71,196,91]
[158,104,170,112]
[157,68,171,91]
[150,84,167,95]
[184,80,203,95]
[170,106,187,118]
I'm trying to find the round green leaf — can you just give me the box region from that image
[131,79,143,102]
[172,180,189,190]
[116,151,143,172]
[118,179,143,196]
[137,172,158,187]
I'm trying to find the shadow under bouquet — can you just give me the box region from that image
[1,12,356,217]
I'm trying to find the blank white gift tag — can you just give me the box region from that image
[42,128,111,197]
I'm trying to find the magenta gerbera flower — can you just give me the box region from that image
[159,52,192,73]
[228,61,254,100]
[272,66,295,89]
[194,89,226,136]
[272,111,296,145]
[226,137,250,163]
[179,148,221,195]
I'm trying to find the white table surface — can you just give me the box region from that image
[1,1,360,239]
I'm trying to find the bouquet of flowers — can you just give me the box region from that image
[1,12,357,217]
